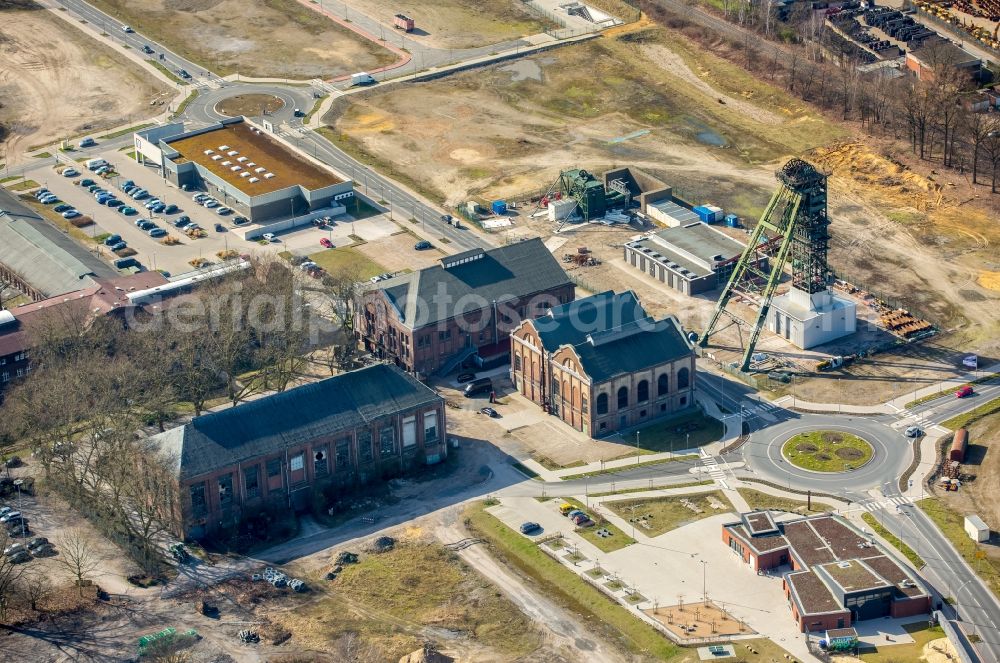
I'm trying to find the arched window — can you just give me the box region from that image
[596,392,609,415]
[637,380,649,402]
[617,386,629,409]
[678,367,690,390]
[657,373,669,396]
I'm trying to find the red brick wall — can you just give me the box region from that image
[891,596,931,618]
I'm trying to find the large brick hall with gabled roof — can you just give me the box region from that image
[722,512,931,633]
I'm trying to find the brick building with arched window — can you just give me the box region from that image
[509,290,696,437]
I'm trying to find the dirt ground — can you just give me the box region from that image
[933,411,1000,562]
[645,601,750,640]
[352,227,447,273]
[216,93,285,117]
[0,2,171,165]
[85,0,396,78]
[325,22,1000,404]
[342,0,554,49]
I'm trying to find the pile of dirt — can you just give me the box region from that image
[369,536,397,553]
[335,551,359,566]
[399,644,454,663]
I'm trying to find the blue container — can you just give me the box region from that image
[725,213,740,227]
[692,205,714,223]
[491,200,507,215]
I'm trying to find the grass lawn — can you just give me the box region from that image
[941,395,1000,430]
[561,454,698,480]
[511,461,541,480]
[464,501,682,661]
[98,122,155,140]
[560,497,635,553]
[736,488,834,514]
[605,491,734,537]
[275,539,542,659]
[861,512,925,568]
[590,480,714,497]
[917,498,1000,600]
[612,410,724,454]
[308,245,386,279]
[782,430,873,472]
[857,622,945,662]
[530,453,585,471]
[8,179,39,192]
[905,373,999,408]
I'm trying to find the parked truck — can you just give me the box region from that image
[393,13,415,32]
[351,72,376,86]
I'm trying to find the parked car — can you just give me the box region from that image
[62,168,80,177]
[122,179,135,189]
[299,261,319,272]
[519,522,541,535]
[79,178,95,187]
[132,190,149,200]
[3,543,26,557]
[149,202,166,213]
[319,237,333,248]
[7,550,30,564]
[94,166,111,175]
[137,220,155,230]
[565,510,584,520]
[414,240,433,250]
[39,195,58,204]
[104,234,122,246]
[25,536,49,551]
[202,199,218,209]
[0,511,21,524]
[34,188,50,198]
[214,223,226,232]
[62,210,81,219]
[174,216,191,228]
[79,137,96,148]
[119,206,137,216]
[163,204,179,214]
[956,386,974,398]
[106,199,124,209]
[108,242,127,252]
[233,216,250,226]
[463,377,492,398]
[262,233,276,242]
[456,372,476,383]
[216,206,232,216]
[149,228,167,238]
[53,204,72,213]
[0,507,13,518]
[144,199,162,209]
[192,193,207,202]
[479,407,499,418]
[122,185,136,195]
[571,513,591,526]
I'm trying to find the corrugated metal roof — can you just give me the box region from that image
[151,364,443,480]
[0,189,116,297]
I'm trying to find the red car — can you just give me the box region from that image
[956,386,974,398]
[319,237,333,248]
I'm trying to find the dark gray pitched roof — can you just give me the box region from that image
[153,364,442,480]
[0,188,116,297]
[526,290,694,382]
[532,290,646,352]
[373,238,572,329]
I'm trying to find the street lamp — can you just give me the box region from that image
[700,560,708,603]
[636,430,641,465]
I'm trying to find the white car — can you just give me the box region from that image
[122,25,134,33]
[202,199,218,209]
[262,233,276,242]
[904,426,923,438]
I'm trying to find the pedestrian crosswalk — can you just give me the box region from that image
[856,495,911,512]
[892,406,935,430]
[700,453,727,482]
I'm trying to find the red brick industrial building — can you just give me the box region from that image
[509,290,696,437]
[722,512,931,632]
[356,239,574,376]
[152,364,446,539]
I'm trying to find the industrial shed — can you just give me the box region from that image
[0,189,116,300]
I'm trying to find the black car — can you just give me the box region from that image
[519,522,541,535]
[104,234,122,246]
[414,240,433,250]
[479,407,499,418]
[141,45,154,54]
[233,216,250,226]
[457,372,476,383]
[178,69,192,79]
[215,223,227,232]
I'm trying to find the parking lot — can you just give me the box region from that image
[26,152,421,276]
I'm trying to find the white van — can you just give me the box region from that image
[85,158,108,171]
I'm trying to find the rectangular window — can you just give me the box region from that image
[266,457,282,477]
[581,396,588,414]
[358,429,374,463]
[402,416,417,448]
[514,355,522,371]
[423,411,438,444]
[243,466,260,498]
[379,426,396,457]
[314,446,329,475]
[336,438,350,468]
[190,482,207,517]
[290,454,304,472]
[551,379,560,396]
[16,368,23,378]
[438,329,451,341]
[1,372,7,383]
[218,473,233,508]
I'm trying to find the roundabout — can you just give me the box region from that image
[780,430,874,473]
[215,93,285,118]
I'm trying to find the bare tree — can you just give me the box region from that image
[16,568,52,612]
[57,529,102,595]
[0,531,27,621]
